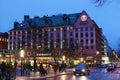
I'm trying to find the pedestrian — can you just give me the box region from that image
[46,64,50,74]
[1,62,7,79]
[58,63,62,72]
[39,63,45,76]
[26,62,31,75]
[61,61,66,72]
[53,63,58,74]
[5,71,10,80]
[23,63,27,75]
[0,67,2,79]
[6,62,12,80]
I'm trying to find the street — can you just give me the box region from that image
[28,68,120,80]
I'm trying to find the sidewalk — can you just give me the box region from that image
[15,68,74,80]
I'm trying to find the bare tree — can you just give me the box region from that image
[117,38,120,55]
[94,0,106,6]
[93,0,114,6]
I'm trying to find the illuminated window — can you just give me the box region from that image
[70,27,73,29]
[2,38,4,41]
[4,38,6,42]
[67,27,69,30]
[54,28,56,31]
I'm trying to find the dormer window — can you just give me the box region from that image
[45,20,49,26]
[20,23,23,27]
[62,14,70,25]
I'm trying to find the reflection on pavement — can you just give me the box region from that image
[69,76,90,80]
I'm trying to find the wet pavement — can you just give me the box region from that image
[15,68,73,80]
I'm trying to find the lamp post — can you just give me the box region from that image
[20,50,24,76]
[96,51,100,67]
[62,55,65,61]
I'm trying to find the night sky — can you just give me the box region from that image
[0,0,120,50]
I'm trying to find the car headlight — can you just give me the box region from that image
[82,69,85,72]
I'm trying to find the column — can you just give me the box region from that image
[25,31,28,49]
[16,32,18,50]
[54,28,56,48]
[48,29,50,48]
[73,28,75,47]
[31,30,33,49]
[20,31,23,49]
[67,27,69,48]
[42,29,44,47]
[11,32,14,50]
[8,32,10,50]
[60,27,63,49]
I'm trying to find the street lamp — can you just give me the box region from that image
[96,51,100,55]
[62,55,65,61]
[0,54,2,62]
[96,51,100,67]
[20,50,24,76]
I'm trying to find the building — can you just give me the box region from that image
[0,32,8,62]
[0,32,8,49]
[8,10,103,65]
[101,34,110,64]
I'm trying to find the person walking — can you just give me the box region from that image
[0,65,2,79]
[26,62,31,75]
[39,63,45,76]
[58,63,62,72]
[1,62,7,79]
[46,64,51,74]
[61,61,66,72]
[53,63,58,74]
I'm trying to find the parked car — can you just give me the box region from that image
[73,64,90,76]
[106,64,116,72]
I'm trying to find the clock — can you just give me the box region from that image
[81,15,87,21]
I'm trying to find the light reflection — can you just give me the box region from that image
[61,75,67,80]
[80,76,89,80]
[71,76,89,80]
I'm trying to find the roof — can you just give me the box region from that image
[10,12,81,31]
[0,32,8,36]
